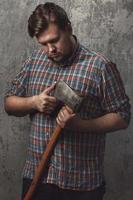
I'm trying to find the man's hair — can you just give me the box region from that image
[28,2,71,38]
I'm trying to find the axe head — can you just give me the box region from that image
[54,81,83,113]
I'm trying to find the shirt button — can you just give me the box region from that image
[46,132,49,136]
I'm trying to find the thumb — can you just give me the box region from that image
[43,83,56,94]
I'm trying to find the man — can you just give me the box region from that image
[4,2,131,200]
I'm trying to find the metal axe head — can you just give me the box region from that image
[54,81,83,113]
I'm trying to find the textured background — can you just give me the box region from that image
[0,0,133,199]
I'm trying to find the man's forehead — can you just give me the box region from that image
[37,24,61,44]
[37,33,59,44]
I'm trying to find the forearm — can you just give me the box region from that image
[4,96,36,117]
[66,113,128,134]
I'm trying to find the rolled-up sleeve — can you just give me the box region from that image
[5,57,31,97]
[100,61,131,125]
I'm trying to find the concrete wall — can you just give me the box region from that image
[0,0,133,199]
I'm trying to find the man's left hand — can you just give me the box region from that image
[56,106,75,128]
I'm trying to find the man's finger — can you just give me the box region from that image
[65,106,73,114]
[43,83,56,94]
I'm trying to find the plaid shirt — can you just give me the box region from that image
[6,41,130,191]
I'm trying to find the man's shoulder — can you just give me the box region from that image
[30,48,47,60]
[79,44,111,65]
[22,48,48,71]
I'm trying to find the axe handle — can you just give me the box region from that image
[23,124,62,200]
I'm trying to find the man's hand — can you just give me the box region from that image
[56,106,75,128]
[33,84,57,114]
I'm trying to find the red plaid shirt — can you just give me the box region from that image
[6,42,130,191]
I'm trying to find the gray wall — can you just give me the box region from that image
[0,0,133,199]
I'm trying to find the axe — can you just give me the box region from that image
[23,81,83,200]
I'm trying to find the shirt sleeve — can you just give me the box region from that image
[100,61,131,124]
[5,56,31,97]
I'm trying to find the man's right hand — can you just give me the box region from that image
[33,84,57,114]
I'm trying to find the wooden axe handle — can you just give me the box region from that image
[23,124,62,200]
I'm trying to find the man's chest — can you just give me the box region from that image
[27,60,101,98]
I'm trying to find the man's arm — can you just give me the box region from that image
[4,96,36,117]
[57,61,130,133]
[4,84,56,117]
[56,106,128,134]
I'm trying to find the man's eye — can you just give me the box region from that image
[51,40,57,44]
[51,37,60,44]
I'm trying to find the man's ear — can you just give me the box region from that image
[65,23,72,34]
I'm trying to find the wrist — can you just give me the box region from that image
[65,115,80,130]
[30,95,38,110]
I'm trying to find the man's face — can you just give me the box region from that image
[37,24,74,64]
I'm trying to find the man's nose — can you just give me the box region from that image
[48,44,56,53]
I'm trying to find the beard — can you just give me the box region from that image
[48,52,72,65]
